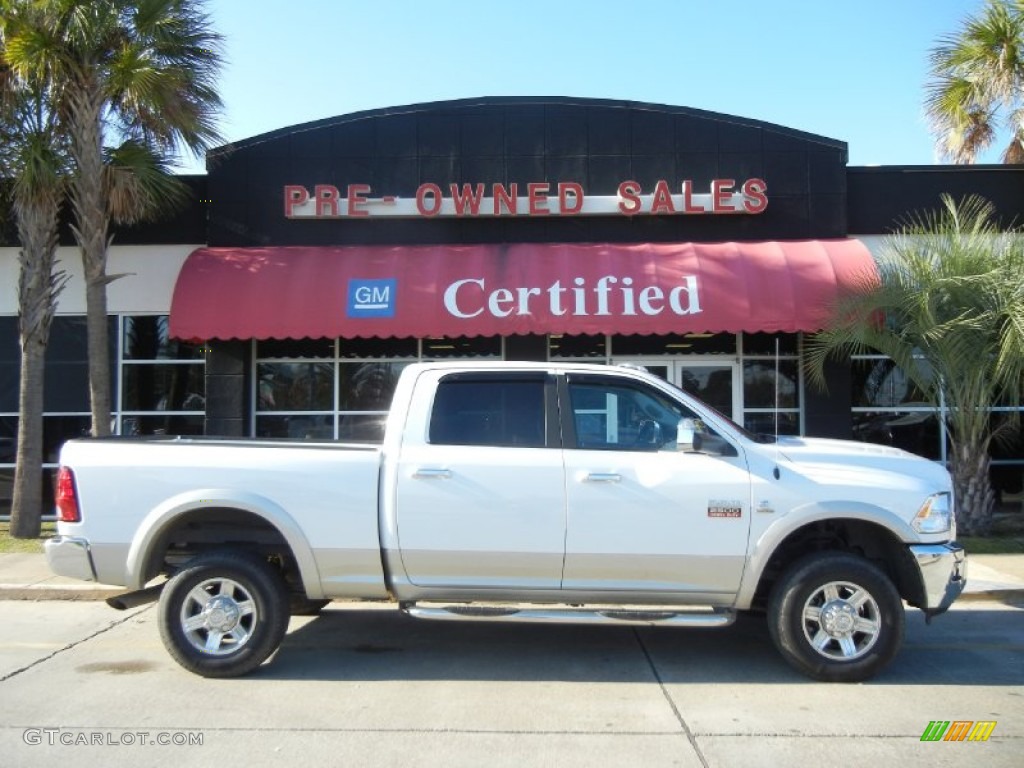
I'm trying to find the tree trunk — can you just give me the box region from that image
[10,342,46,538]
[69,81,113,437]
[10,195,63,539]
[85,277,112,436]
[951,441,996,536]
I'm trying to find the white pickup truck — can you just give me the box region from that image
[46,361,966,682]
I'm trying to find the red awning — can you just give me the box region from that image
[169,240,878,340]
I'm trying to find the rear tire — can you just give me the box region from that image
[158,550,290,678]
[768,552,904,682]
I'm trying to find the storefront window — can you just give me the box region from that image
[0,314,204,516]
[122,364,205,411]
[851,357,929,408]
[742,360,799,409]
[339,338,417,359]
[740,333,801,436]
[612,333,736,356]
[549,334,607,359]
[422,336,501,358]
[339,362,410,411]
[253,337,462,442]
[257,338,334,359]
[0,317,17,413]
[742,332,799,356]
[123,316,204,360]
[119,315,205,437]
[256,363,333,411]
[852,410,943,460]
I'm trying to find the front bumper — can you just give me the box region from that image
[908,542,967,617]
[44,536,98,582]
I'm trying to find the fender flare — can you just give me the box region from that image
[124,488,324,598]
[734,499,917,610]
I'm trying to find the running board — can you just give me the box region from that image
[402,603,735,627]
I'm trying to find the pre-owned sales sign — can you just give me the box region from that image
[283,179,768,219]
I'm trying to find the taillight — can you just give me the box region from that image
[56,466,80,523]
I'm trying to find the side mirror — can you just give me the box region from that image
[676,418,696,451]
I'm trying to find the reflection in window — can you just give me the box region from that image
[123,316,204,361]
[743,361,798,409]
[256,363,333,411]
[119,315,206,437]
[851,358,929,408]
[852,410,942,460]
[339,363,408,411]
[122,365,205,411]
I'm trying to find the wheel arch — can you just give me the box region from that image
[738,513,924,613]
[125,489,323,598]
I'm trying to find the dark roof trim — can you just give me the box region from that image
[207,95,848,160]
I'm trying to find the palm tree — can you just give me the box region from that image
[6,0,223,436]
[0,1,69,538]
[806,195,1024,535]
[926,0,1024,163]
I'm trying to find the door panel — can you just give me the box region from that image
[561,374,752,596]
[394,373,566,590]
[396,444,567,588]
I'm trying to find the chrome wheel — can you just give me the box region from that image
[179,577,259,656]
[768,553,904,682]
[800,580,881,661]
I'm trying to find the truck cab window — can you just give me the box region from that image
[567,378,734,455]
[429,377,547,448]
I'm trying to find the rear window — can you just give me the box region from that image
[429,377,547,448]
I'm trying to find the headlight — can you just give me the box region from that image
[912,492,952,534]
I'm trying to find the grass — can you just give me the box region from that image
[0,521,56,554]
[960,507,1024,554]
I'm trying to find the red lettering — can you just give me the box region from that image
[558,182,584,214]
[346,184,371,217]
[416,183,443,216]
[451,183,485,216]
[314,185,340,217]
[283,185,309,217]
[528,182,550,215]
[741,178,768,213]
[650,180,675,214]
[617,181,642,215]
[493,183,518,215]
[681,180,704,213]
[712,179,737,212]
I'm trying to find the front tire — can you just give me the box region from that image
[158,550,290,678]
[768,552,904,682]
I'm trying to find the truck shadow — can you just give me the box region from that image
[257,604,1024,686]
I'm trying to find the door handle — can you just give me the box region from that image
[584,472,622,483]
[413,467,452,479]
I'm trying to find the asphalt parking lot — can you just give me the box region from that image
[0,598,1021,768]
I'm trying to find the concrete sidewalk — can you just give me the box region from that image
[1,550,1022,603]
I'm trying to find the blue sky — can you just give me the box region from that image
[185,0,992,172]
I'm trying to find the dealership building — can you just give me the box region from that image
[2,96,1023,513]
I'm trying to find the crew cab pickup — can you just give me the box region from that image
[46,361,966,681]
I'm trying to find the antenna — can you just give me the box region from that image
[773,337,781,479]
[775,337,780,443]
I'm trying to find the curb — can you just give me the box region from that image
[957,589,1024,605]
[0,585,124,602]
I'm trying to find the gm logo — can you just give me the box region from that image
[347,279,396,318]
